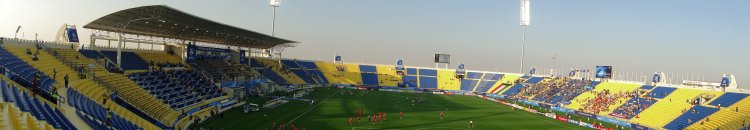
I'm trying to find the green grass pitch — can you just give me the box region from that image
[196,87,591,130]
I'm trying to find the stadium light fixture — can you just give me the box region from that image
[270,0,281,36]
[519,0,530,74]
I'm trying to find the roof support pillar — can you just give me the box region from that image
[117,33,123,67]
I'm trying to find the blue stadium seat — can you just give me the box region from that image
[466,72,483,79]
[402,76,418,87]
[361,73,379,85]
[708,92,749,107]
[663,106,719,130]
[460,79,479,91]
[525,77,544,84]
[100,51,149,70]
[502,84,526,96]
[418,69,437,76]
[419,76,437,88]
[640,85,655,90]
[648,87,677,99]
[475,81,497,92]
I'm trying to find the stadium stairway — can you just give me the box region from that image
[315,62,363,84]
[686,95,750,130]
[437,69,460,90]
[376,65,401,87]
[629,88,721,128]
[253,58,307,84]
[47,47,171,129]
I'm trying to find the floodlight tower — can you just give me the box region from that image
[270,0,281,36]
[270,0,282,65]
[519,0,531,74]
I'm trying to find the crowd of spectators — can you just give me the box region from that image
[516,77,592,104]
[574,89,639,114]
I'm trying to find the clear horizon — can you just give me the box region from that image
[1,0,748,88]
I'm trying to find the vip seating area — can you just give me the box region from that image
[128,70,225,109]
[1,79,75,130]
[193,59,258,82]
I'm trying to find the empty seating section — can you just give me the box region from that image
[295,60,328,84]
[525,77,544,84]
[402,76,418,87]
[1,100,56,130]
[250,59,289,84]
[609,97,657,119]
[707,92,749,107]
[376,65,400,87]
[663,106,719,130]
[99,51,149,70]
[136,52,182,65]
[281,60,318,84]
[686,96,750,130]
[465,72,483,79]
[648,87,677,99]
[418,69,437,76]
[1,79,75,130]
[67,89,143,130]
[418,76,437,88]
[501,84,525,96]
[128,70,224,109]
[314,62,362,84]
[460,79,479,91]
[0,47,56,99]
[474,73,502,92]
[252,58,306,84]
[630,89,721,128]
[78,50,101,59]
[482,73,503,80]
[640,85,655,90]
[359,65,379,85]
[406,68,418,75]
[192,59,232,81]
[474,81,496,92]
[437,70,460,90]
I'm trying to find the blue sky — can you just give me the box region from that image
[1,0,748,88]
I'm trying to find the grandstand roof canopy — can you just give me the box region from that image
[83,5,295,49]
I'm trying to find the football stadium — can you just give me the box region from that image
[1,0,749,130]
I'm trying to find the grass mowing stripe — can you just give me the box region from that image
[284,88,342,126]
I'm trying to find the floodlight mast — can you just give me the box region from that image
[270,0,282,65]
[519,0,530,74]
